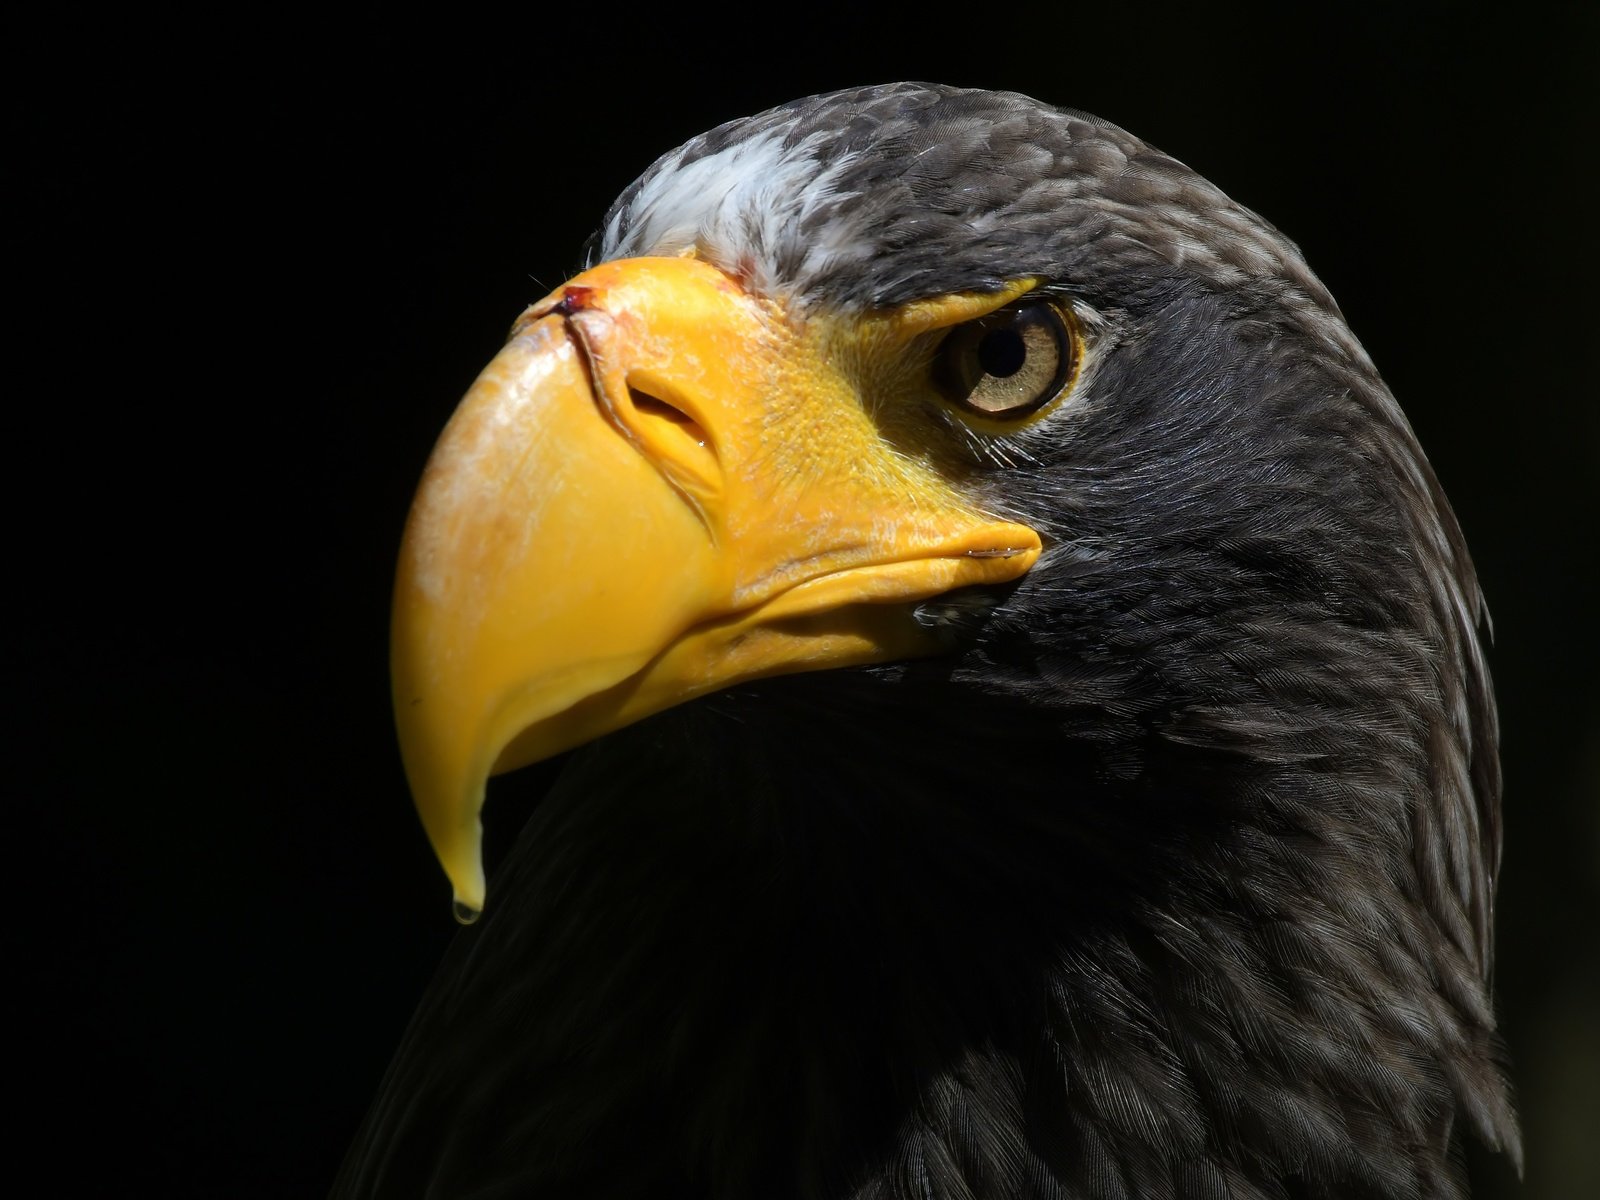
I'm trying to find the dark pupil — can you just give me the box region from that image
[977,327,1026,378]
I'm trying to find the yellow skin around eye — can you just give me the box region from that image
[810,280,1085,446]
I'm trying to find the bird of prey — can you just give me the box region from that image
[339,83,1519,1199]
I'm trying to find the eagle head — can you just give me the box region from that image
[350,84,1518,1200]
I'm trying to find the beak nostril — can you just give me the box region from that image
[620,381,721,507]
[629,386,709,449]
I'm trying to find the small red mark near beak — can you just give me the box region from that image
[551,285,597,316]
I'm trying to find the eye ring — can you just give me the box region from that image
[934,298,1081,420]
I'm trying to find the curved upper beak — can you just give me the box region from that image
[392,256,1041,914]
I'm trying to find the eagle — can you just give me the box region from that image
[337,83,1519,1199]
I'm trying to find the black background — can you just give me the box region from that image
[14,2,1595,1196]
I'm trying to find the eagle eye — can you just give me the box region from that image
[935,298,1080,420]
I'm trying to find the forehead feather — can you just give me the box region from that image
[593,83,1336,319]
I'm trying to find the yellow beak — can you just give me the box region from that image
[392,256,1041,915]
